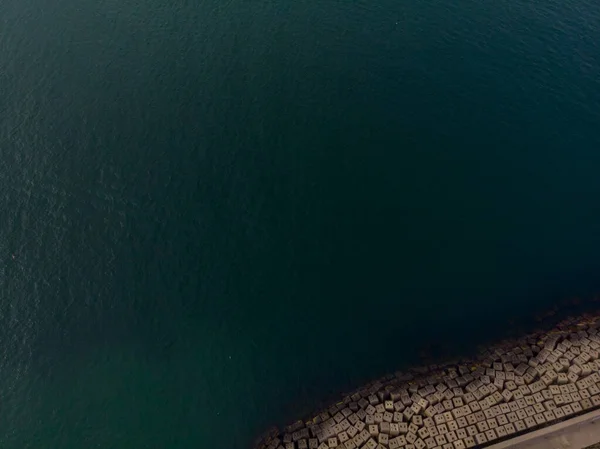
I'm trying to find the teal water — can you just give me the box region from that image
[1,0,600,447]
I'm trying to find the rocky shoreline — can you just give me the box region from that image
[255,309,600,449]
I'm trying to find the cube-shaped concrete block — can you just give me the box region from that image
[363,438,377,449]
[463,436,476,448]
[466,425,477,437]
[456,428,467,440]
[524,416,536,429]
[446,431,458,443]
[417,427,430,440]
[484,429,497,442]
[414,438,427,449]
[434,434,447,446]
[424,437,436,449]
[474,433,487,445]
[406,431,417,444]
[377,434,388,446]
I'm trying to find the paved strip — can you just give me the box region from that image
[488,408,600,449]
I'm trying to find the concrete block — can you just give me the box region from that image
[512,390,524,400]
[411,403,422,415]
[524,416,537,429]
[496,414,508,426]
[504,422,517,435]
[562,404,575,416]
[354,421,365,432]
[394,436,407,447]
[516,409,527,420]
[412,416,423,427]
[363,439,377,449]
[408,423,419,436]
[466,426,478,437]
[424,437,436,449]
[423,418,435,428]
[368,425,379,437]
[377,434,388,446]
[437,423,448,435]
[434,414,446,425]
[474,433,487,445]
[417,427,430,440]
[347,427,358,438]
[553,406,566,419]
[580,389,591,399]
[414,438,427,449]
[463,436,476,448]
[443,412,454,423]
[456,417,468,429]
[533,403,545,414]
[463,392,475,403]
[571,402,583,413]
[406,431,417,444]
[365,415,375,425]
[435,434,447,446]
[581,398,593,410]
[484,429,497,442]
[499,403,511,415]
[446,431,457,443]
[486,418,498,429]
[447,420,458,432]
[533,413,546,425]
[380,422,390,435]
[428,426,439,438]
[398,422,408,434]
[403,408,415,421]
[525,406,536,417]
[513,420,527,432]
[474,411,485,423]
[506,412,518,423]
[327,437,338,448]
[475,421,488,433]
[466,414,477,426]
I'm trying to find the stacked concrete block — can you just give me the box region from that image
[257,314,600,449]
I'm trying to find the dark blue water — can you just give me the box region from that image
[1,0,600,447]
